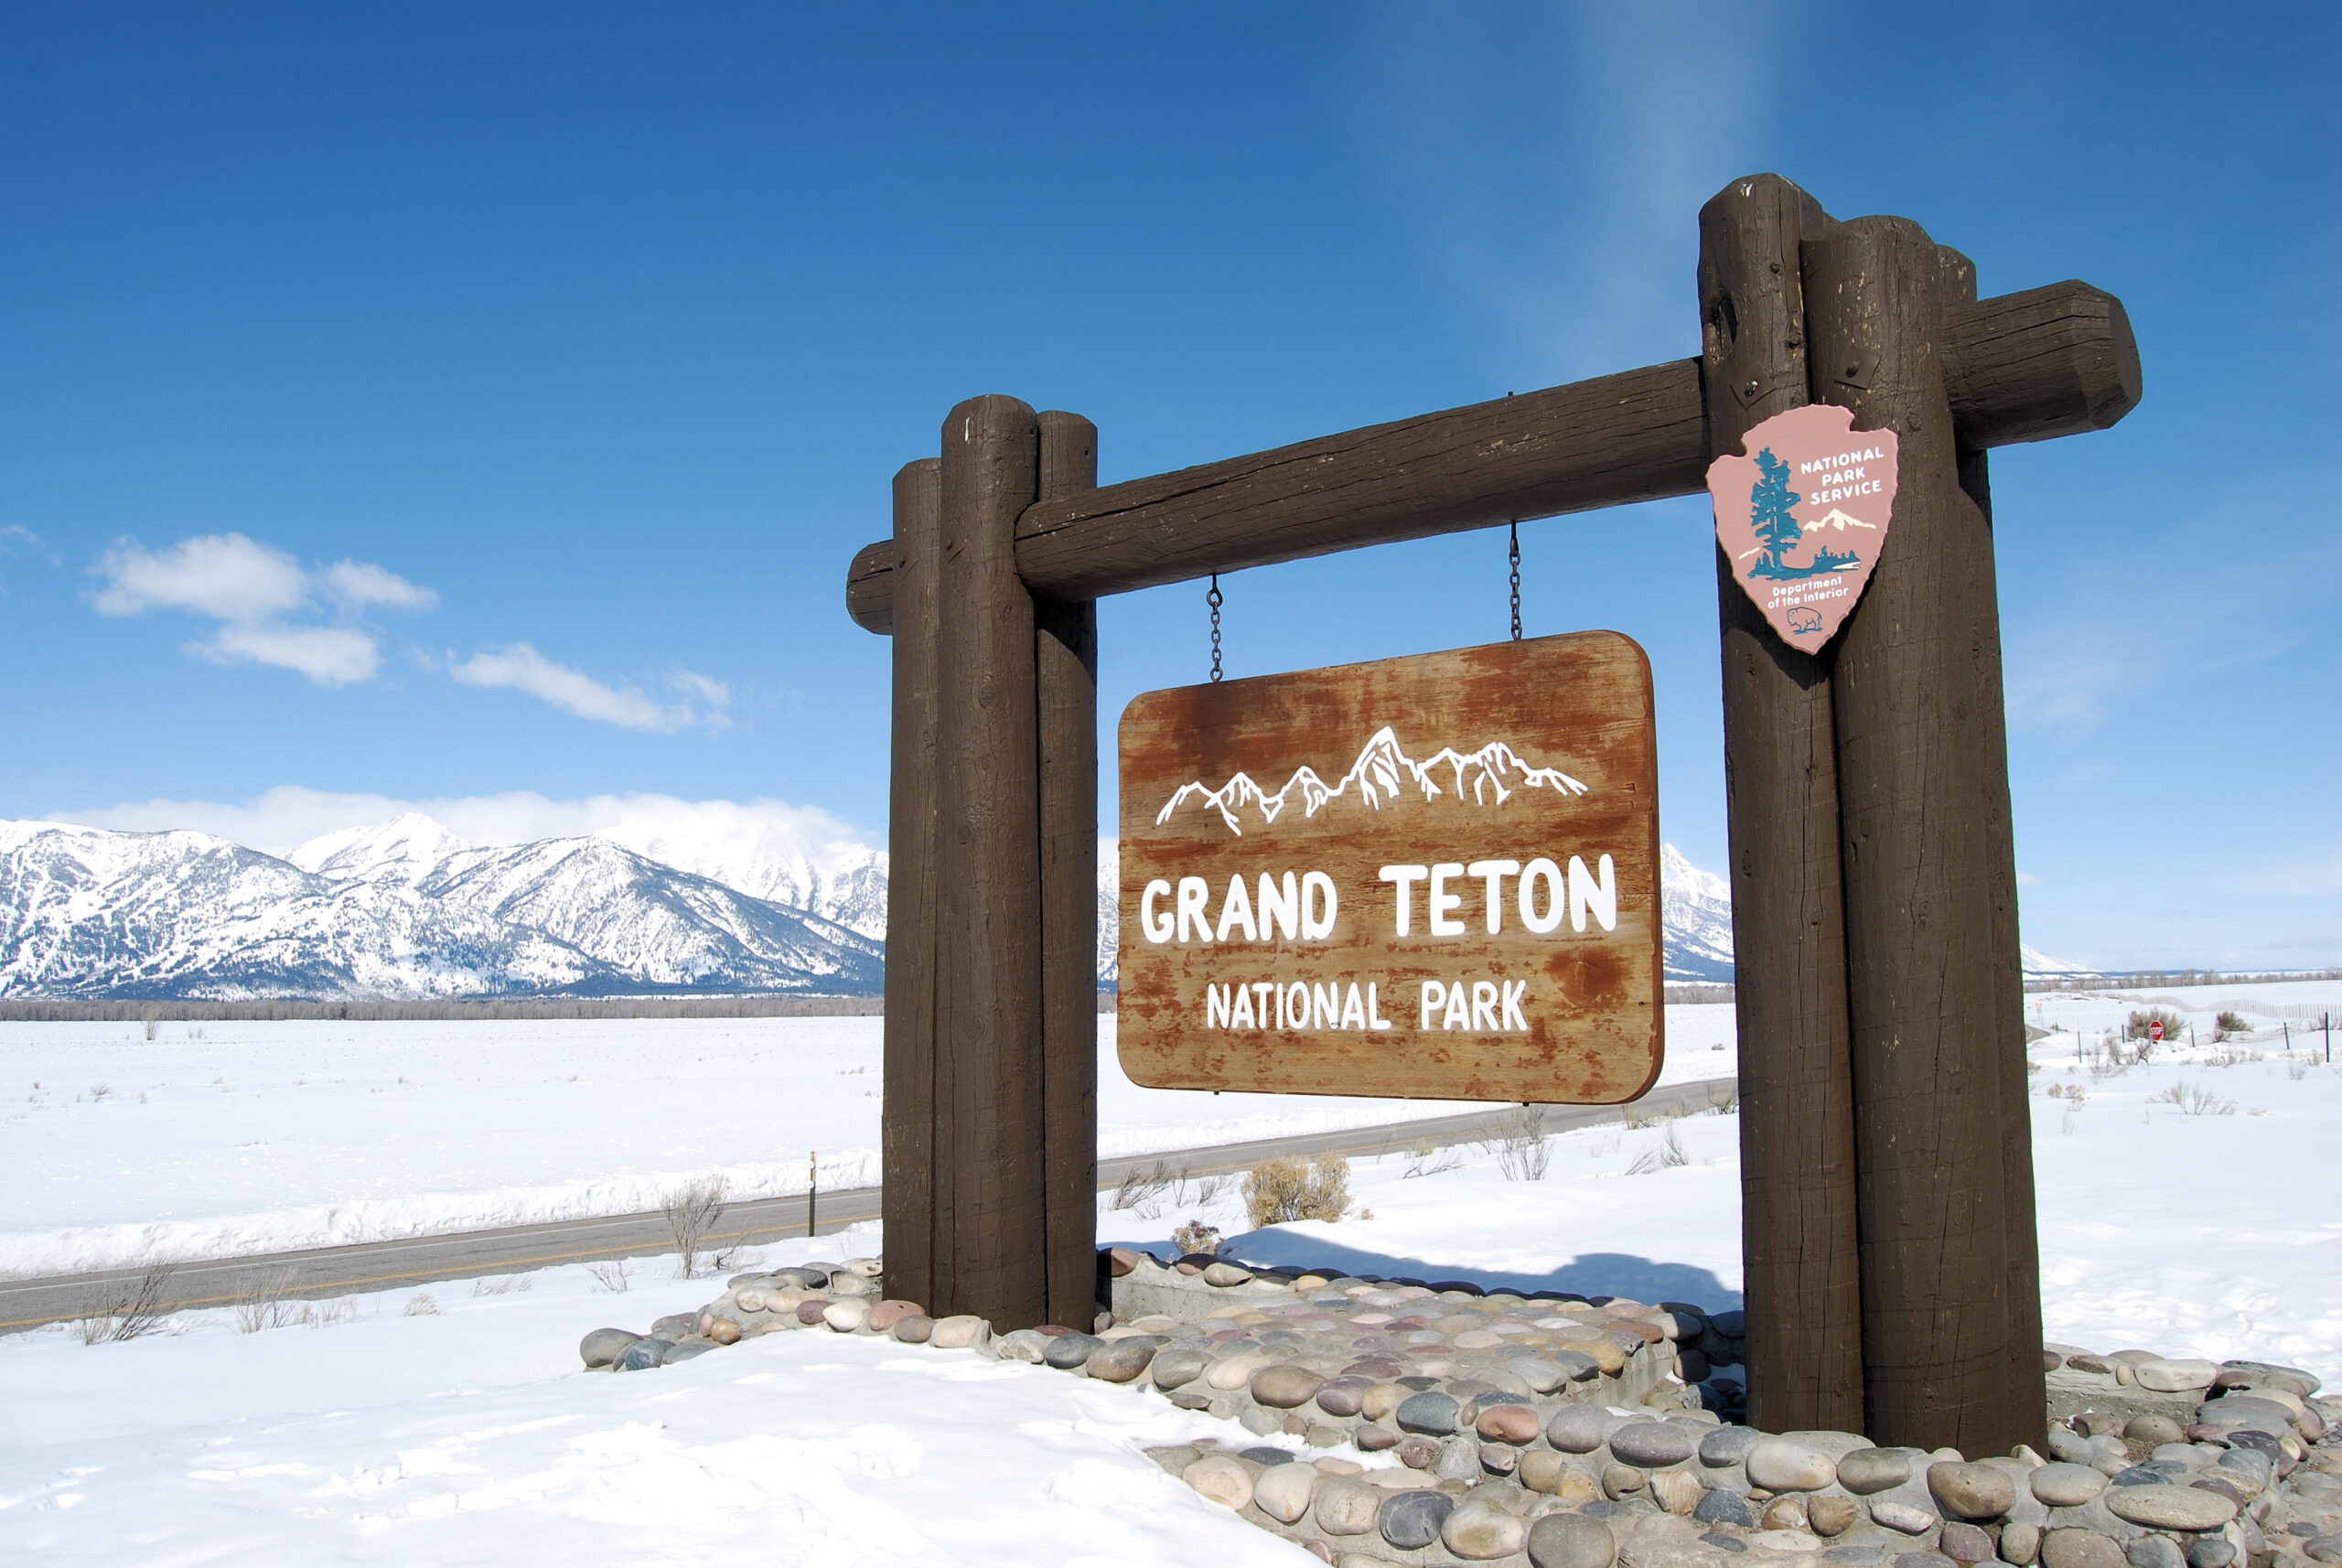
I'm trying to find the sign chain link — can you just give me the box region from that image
[1208,573,1223,682]
[1509,521,1522,641]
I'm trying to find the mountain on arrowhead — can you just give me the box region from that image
[1156,725,1590,836]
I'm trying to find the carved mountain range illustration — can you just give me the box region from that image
[1155,725,1591,836]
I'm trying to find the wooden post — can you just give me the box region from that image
[1698,174,1866,1434]
[1937,245,2049,1440]
[1805,218,2025,1455]
[881,458,944,1311]
[1034,410,1101,1329]
[934,394,1047,1329]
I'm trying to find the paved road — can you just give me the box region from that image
[0,1074,1735,1335]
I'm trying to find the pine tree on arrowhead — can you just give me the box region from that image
[1747,447,1803,577]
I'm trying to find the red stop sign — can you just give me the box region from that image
[2149,1020,2165,1043]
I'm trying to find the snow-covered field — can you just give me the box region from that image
[0,981,2334,1563]
[0,1006,1735,1278]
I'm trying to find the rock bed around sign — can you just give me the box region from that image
[576,1247,2342,1568]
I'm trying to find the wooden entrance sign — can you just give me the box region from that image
[1117,634,1662,1104]
[847,173,2141,1453]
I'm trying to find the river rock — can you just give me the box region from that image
[1085,1336,1163,1382]
[1381,1488,1456,1551]
[1765,1498,1812,1533]
[706,1317,742,1345]
[1652,1471,1704,1515]
[1208,1352,1274,1391]
[2125,1537,2185,1568]
[1043,1332,1101,1369]
[1397,1391,1462,1435]
[1314,1476,1382,1535]
[1252,1364,1326,1408]
[1703,1427,1767,1467]
[2134,1361,2219,1394]
[1149,1348,1207,1389]
[1606,1464,1649,1498]
[1185,1454,1254,1509]
[1482,1403,1545,1444]
[580,1327,642,1368]
[662,1339,714,1363]
[889,1313,933,1344]
[1435,1435,1482,1482]
[1931,1463,2018,1520]
[1254,1459,1319,1523]
[1531,1510,1622,1568]
[865,1299,922,1333]
[929,1314,991,1350]
[1616,1423,1703,1468]
[822,1298,870,1332]
[2100,1486,2234,1531]
[2042,1530,2125,1568]
[1842,1450,1918,1495]
[1809,1497,1861,1537]
[1447,1498,1532,1559]
[1202,1262,1252,1287]
[1552,1405,1623,1453]
[793,1299,833,1325]
[1871,1503,1939,1535]
[613,1337,670,1370]
[1751,1440,1842,1494]
[2182,1538,2232,1568]
[1939,1523,1994,1563]
[2004,1522,2043,1564]
[1697,1490,1760,1529]
[2034,1466,2111,1507]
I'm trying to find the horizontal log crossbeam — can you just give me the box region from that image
[845,280,2137,632]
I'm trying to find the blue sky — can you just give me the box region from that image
[1,3,2336,970]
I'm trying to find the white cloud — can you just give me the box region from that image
[446,643,730,733]
[2016,870,2044,886]
[89,532,437,686]
[92,532,310,622]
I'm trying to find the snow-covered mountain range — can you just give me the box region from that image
[0,816,883,1000]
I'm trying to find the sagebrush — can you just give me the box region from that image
[1242,1153,1350,1228]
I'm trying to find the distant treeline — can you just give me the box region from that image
[0,995,886,1023]
[2023,967,2342,994]
[1663,983,1735,1004]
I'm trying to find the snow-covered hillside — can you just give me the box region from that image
[0,818,882,1000]
[1660,843,1735,982]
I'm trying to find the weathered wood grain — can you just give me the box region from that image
[1034,409,1101,1330]
[842,287,2141,631]
[1938,246,2049,1443]
[880,458,943,1314]
[1700,173,1866,1436]
[1808,218,2022,1455]
[1117,634,1662,1104]
[935,394,1047,1330]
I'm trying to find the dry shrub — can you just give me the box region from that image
[1625,1125,1690,1176]
[76,1264,177,1344]
[662,1175,730,1278]
[1170,1218,1221,1256]
[1242,1153,1350,1229]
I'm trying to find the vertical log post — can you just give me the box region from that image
[1805,219,2025,1455]
[881,459,944,1313]
[1936,246,2049,1436]
[934,394,1048,1329]
[1699,174,1867,1434]
[1034,410,1101,1329]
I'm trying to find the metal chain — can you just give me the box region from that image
[1208,573,1223,682]
[1509,521,1522,641]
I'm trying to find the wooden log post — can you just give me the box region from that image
[881,458,944,1313]
[934,394,1048,1329]
[1936,245,2049,1436]
[1034,410,1101,1330]
[1804,218,2029,1455]
[1698,174,1866,1434]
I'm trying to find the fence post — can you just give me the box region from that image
[1035,410,1101,1329]
[1806,217,2036,1455]
[1698,173,1865,1434]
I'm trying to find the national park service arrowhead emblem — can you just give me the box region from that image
[1708,403,1898,648]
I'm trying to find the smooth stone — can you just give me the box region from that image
[1255,1460,1319,1523]
[1615,1422,1703,1468]
[793,1298,833,1325]
[1208,1353,1275,1391]
[1530,1511,1622,1568]
[706,1317,743,1346]
[1892,1555,1957,1568]
[1513,1358,1575,1393]
[2135,1360,2219,1394]
[1253,1364,1327,1409]
[1380,1489,1456,1551]
[822,1299,871,1332]
[1398,1435,1442,1469]
[1202,1262,1252,1287]
[2126,1538,2185,1568]
[929,1315,991,1350]
[1521,1451,1573,1494]
[661,1340,714,1363]
[1355,1423,1399,1452]
[1871,1503,1939,1535]
[580,1327,642,1368]
[1553,1349,1606,1382]
[1313,1377,1370,1417]
[1766,1499,1813,1533]
[1314,1477,1382,1535]
[2041,1531,2125,1568]
[2003,1522,2043,1565]
[1751,1440,1842,1494]
[1931,1463,2018,1520]
[613,1337,670,1371]
[1185,1454,1254,1510]
[996,1328,1050,1363]
[1698,1491,1760,1529]
[1087,1336,1164,1382]
[1652,1471,1705,1516]
[1151,1348,1208,1390]
[1396,1391,1463,1435]
[1703,1428,1768,1467]
[1755,1532,1826,1553]
[2100,1486,2234,1531]
[2033,1466,2110,1507]
[1447,1499,1532,1560]
[766,1266,828,1289]
[1239,1404,1284,1436]
[1434,1435,1481,1482]
[1940,1523,1995,1563]
[1705,1531,1753,1554]
[1481,1443,1521,1477]
[2181,1541,2232,1568]
[890,1312,936,1344]
[1552,1405,1624,1453]
[1481,1404,1545,1445]
[1842,1450,1918,1496]
[1604,1464,1649,1498]
[2125,1415,2187,1447]
[1810,1497,1862,1537]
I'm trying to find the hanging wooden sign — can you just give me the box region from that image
[1709,402,1899,647]
[1116,632,1663,1103]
